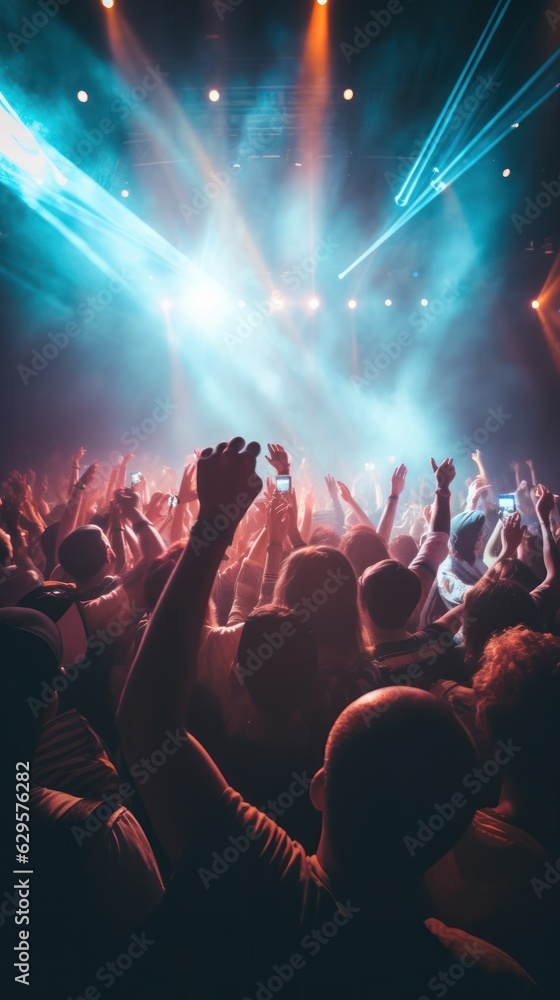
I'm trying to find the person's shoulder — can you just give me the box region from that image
[425,918,537,995]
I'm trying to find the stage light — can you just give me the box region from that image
[343,89,354,101]
[511,122,519,128]
[420,298,428,307]
[384,298,392,307]
[317,0,328,5]
[532,300,540,309]
[294,161,303,168]
[388,456,396,463]
[413,271,419,278]
[101,0,114,7]
[309,297,320,310]
[209,90,220,103]
[77,91,89,103]
[121,189,129,198]
[502,168,511,177]
[160,300,172,312]
[348,299,357,309]
[238,299,245,308]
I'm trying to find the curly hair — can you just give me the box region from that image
[474,627,560,780]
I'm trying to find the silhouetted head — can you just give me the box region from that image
[58,525,115,584]
[450,512,485,564]
[316,687,479,883]
[0,607,64,762]
[339,525,389,578]
[235,606,318,719]
[464,577,541,670]
[360,559,422,632]
[475,627,560,789]
[274,546,362,658]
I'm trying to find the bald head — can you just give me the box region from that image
[323,687,479,879]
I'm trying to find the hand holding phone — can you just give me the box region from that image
[276,475,292,494]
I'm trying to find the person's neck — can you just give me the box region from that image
[369,624,412,646]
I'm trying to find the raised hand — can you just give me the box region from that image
[197,437,262,534]
[535,484,555,523]
[267,492,289,547]
[431,457,456,491]
[72,446,86,468]
[390,463,408,497]
[325,474,340,501]
[114,486,143,520]
[265,443,290,476]
[77,461,99,491]
[501,511,525,556]
[337,480,354,505]
[471,449,483,465]
[177,462,198,504]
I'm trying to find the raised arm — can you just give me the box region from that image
[114,488,166,562]
[337,480,377,530]
[429,457,455,534]
[117,437,262,863]
[55,461,98,562]
[470,448,488,484]
[377,464,407,544]
[534,485,560,588]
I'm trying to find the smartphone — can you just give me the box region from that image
[498,493,516,514]
[168,495,179,508]
[276,475,292,494]
[131,472,144,486]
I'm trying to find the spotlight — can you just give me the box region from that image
[420,298,428,307]
[121,189,129,198]
[294,161,303,168]
[101,0,114,7]
[77,91,89,103]
[317,0,328,5]
[388,455,396,463]
[384,298,392,307]
[511,122,519,128]
[309,298,320,310]
[160,300,172,312]
[209,89,220,103]
[502,168,511,177]
[238,300,245,308]
[348,299,357,309]
[343,89,354,101]
[531,300,540,309]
